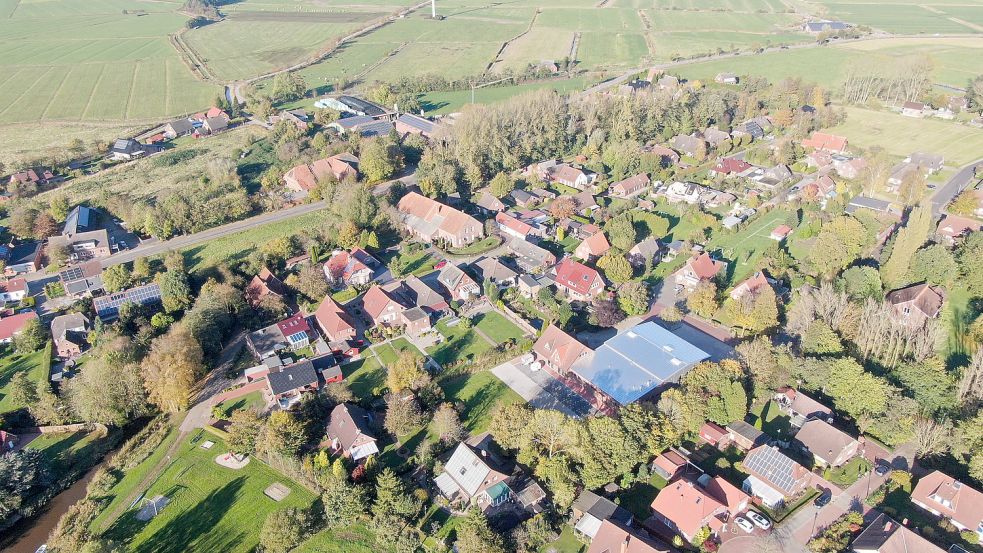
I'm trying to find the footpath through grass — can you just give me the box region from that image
[103,434,315,553]
[0,341,52,414]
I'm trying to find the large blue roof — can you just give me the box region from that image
[571,321,709,405]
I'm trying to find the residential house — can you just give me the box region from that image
[323,248,378,288]
[703,127,731,148]
[496,211,534,240]
[518,274,544,298]
[9,168,55,187]
[565,321,711,411]
[656,74,679,90]
[269,109,310,131]
[678,253,725,287]
[754,164,793,189]
[662,240,685,262]
[437,264,480,301]
[58,261,104,298]
[314,296,357,342]
[699,421,728,447]
[651,477,749,543]
[245,267,288,308]
[247,316,307,359]
[397,192,484,247]
[845,196,902,218]
[524,159,562,181]
[702,189,738,209]
[729,271,770,301]
[0,311,39,343]
[726,421,766,451]
[732,120,765,140]
[571,490,634,540]
[277,313,311,349]
[710,157,752,178]
[610,173,651,199]
[886,283,945,326]
[833,156,866,180]
[474,192,505,214]
[552,258,605,301]
[51,313,88,359]
[284,154,359,194]
[202,116,228,134]
[671,135,706,157]
[663,181,704,204]
[266,359,320,409]
[0,278,28,303]
[574,231,611,262]
[644,144,680,167]
[162,118,195,138]
[801,132,848,153]
[547,164,594,190]
[393,113,435,138]
[1,430,18,452]
[651,449,689,481]
[585,520,672,553]
[109,138,159,160]
[533,324,592,375]
[92,283,162,321]
[399,275,449,314]
[714,73,739,85]
[628,238,662,268]
[901,101,927,118]
[937,215,982,244]
[770,225,793,241]
[775,388,833,427]
[7,241,42,274]
[741,445,812,508]
[325,403,378,461]
[911,471,983,541]
[507,238,557,272]
[48,230,112,264]
[472,256,518,289]
[529,188,557,203]
[328,115,394,137]
[852,513,946,553]
[434,434,518,512]
[908,152,944,173]
[361,284,408,327]
[570,190,600,216]
[794,419,860,467]
[510,189,536,207]
[401,306,432,336]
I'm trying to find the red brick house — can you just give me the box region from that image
[397,192,484,247]
[678,253,725,287]
[573,231,611,262]
[245,267,288,308]
[886,282,945,326]
[314,296,356,342]
[361,285,408,327]
[609,173,651,198]
[801,131,848,152]
[552,258,605,301]
[532,324,591,375]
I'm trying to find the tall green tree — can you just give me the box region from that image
[456,507,506,553]
[880,207,931,289]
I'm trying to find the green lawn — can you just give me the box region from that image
[426,318,493,366]
[445,236,502,256]
[390,249,436,278]
[331,287,359,304]
[104,434,316,553]
[92,425,182,532]
[215,390,266,418]
[27,430,102,474]
[370,337,423,367]
[341,356,386,399]
[749,400,793,441]
[0,341,52,414]
[614,472,670,520]
[540,526,587,553]
[825,456,872,488]
[439,370,523,434]
[473,311,526,343]
[293,523,377,552]
[709,208,794,286]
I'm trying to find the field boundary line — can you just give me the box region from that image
[124,62,140,120]
[164,57,173,114]
[39,66,74,120]
[0,66,22,91]
[486,7,541,72]
[80,64,108,120]
[0,66,53,118]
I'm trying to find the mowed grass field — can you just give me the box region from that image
[0,0,218,125]
[675,37,983,88]
[103,434,315,553]
[827,106,983,166]
[817,1,983,34]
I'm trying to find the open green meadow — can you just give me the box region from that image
[827,106,983,165]
[709,207,797,287]
[104,433,315,553]
[817,1,983,34]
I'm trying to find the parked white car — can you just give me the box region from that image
[746,511,772,530]
[734,517,754,533]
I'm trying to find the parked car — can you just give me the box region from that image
[746,511,771,530]
[814,491,832,507]
[875,463,890,476]
[735,517,754,533]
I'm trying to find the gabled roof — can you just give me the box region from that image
[731,271,769,299]
[533,324,591,374]
[400,275,448,311]
[937,215,981,238]
[0,277,28,294]
[472,257,517,282]
[781,388,832,420]
[794,419,858,462]
[436,436,511,499]
[578,231,611,257]
[705,475,750,513]
[886,283,945,318]
[326,403,376,452]
[686,253,724,280]
[267,359,319,395]
[437,264,476,292]
[771,224,792,238]
[475,192,505,212]
[611,173,650,195]
[572,490,633,526]
[852,513,945,553]
[507,238,556,269]
[586,520,672,553]
[276,313,311,338]
[553,258,603,296]
[713,157,752,175]
[397,192,481,239]
[911,471,983,532]
[549,164,588,184]
[362,285,407,321]
[496,211,532,236]
[727,420,765,443]
[0,311,38,341]
[314,296,355,338]
[650,480,726,539]
[246,267,287,304]
[802,131,848,152]
[742,445,809,495]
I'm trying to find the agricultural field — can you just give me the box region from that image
[815,1,983,34]
[675,37,983,88]
[0,0,218,125]
[103,434,316,553]
[0,121,142,169]
[827,106,983,166]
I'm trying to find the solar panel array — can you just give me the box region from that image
[93,283,162,319]
[743,446,799,494]
[59,266,85,282]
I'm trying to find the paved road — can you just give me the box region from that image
[181,331,248,432]
[928,158,983,215]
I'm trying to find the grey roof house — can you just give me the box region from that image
[93,283,162,321]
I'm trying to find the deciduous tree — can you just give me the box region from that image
[140,326,204,413]
[686,281,718,318]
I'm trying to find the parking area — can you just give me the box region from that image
[491,356,593,418]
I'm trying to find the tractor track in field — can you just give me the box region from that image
[487,8,541,73]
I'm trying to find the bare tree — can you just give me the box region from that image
[958,348,983,405]
[912,416,952,458]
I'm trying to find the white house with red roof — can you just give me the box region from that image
[495,211,534,240]
[709,158,753,178]
[678,253,725,287]
[323,248,378,288]
[547,164,595,190]
[650,476,750,544]
[911,471,983,541]
[0,278,29,302]
[552,258,605,301]
[729,271,770,301]
[770,224,793,241]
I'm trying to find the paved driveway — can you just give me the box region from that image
[491,358,593,418]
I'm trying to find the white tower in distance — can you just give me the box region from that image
[431,0,436,18]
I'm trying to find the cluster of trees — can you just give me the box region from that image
[842,55,935,105]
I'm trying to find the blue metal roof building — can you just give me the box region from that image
[571,321,710,405]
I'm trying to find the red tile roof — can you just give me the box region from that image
[578,231,611,257]
[0,311,38,341]
[771,224,792,238]
[362,285,405,322]
[586,520,671,553]
[533,324,591,374]
[611,173,650,196]
[495,211,532,236]
[553,258,603,297]
[713,158,752,175]
[276,313,311,337]
[911,470,983,533]
[0,278,28,294]
[686,253,724,280]
[650,480,726,539]
[937,215,981,238]
[314,296,355,341]
[802,132,848,152]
